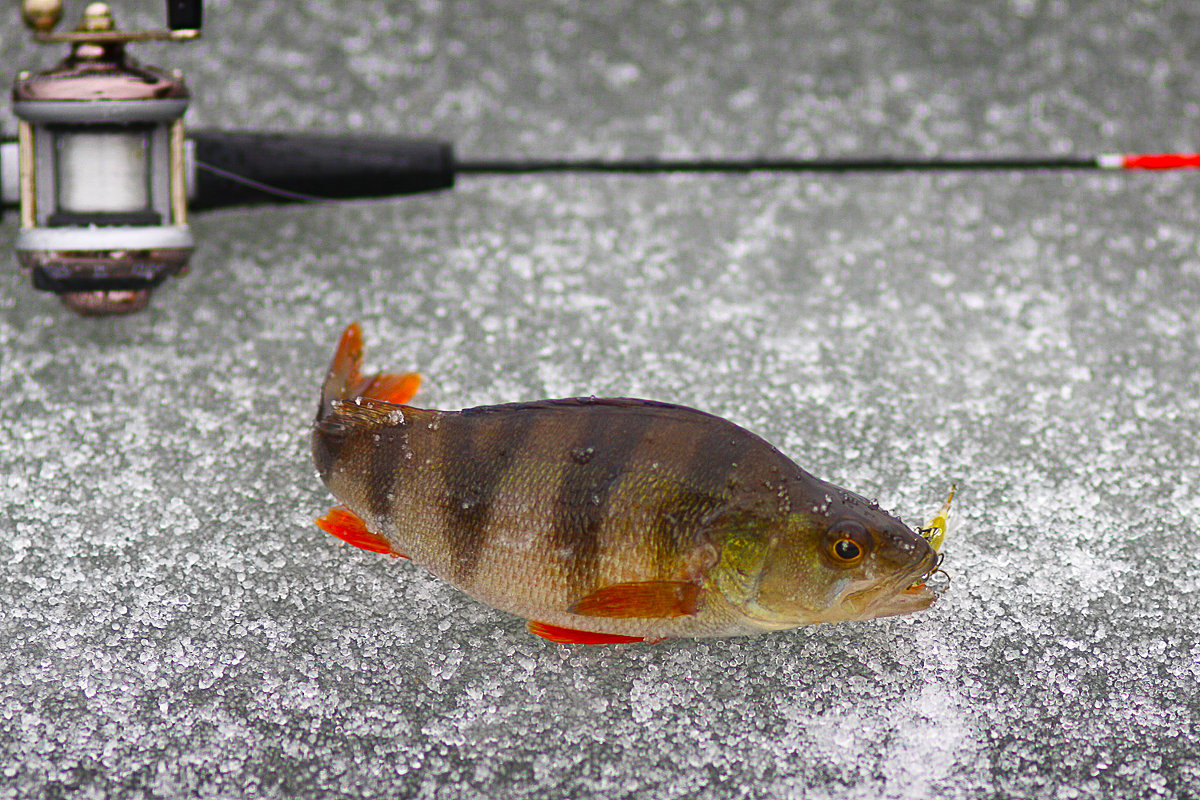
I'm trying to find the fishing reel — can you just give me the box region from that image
[11,0,201,316]
[7,0,455,317]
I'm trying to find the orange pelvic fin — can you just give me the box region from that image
[315,506,408,558]
[527,621,647,645]
[320,322,421,420]
[569,581,702,618]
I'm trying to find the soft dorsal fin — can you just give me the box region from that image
[527,621,647,644]
[320,398,439,433]
[569,581,702,618]
[315,506,408,558]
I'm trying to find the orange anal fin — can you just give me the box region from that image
[315,507,408,559]
[355,371,422,405]
[569,581,701,618]
[527,621,647,645]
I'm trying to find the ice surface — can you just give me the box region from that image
[3,2,1200,799]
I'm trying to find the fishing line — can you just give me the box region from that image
[193,161,334,203]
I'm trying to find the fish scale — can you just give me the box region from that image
[312,323,945,643]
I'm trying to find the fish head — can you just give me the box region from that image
[725,491,938,629]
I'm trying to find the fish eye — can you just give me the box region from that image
[825,521,870,566]
[834,538,861,561]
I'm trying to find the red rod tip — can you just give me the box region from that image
[1121,153,1200,170]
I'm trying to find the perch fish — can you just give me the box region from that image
[312,323,947,644]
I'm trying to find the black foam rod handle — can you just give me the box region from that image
[166,0,202,30]
[189,131,455,210]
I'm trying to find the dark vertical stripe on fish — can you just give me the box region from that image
[648,423,750,578]
[552,405,657,593]
[312,407,358,485]
[364,423,406,526]
[439,409,538,584]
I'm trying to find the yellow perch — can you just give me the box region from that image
[312,323,947,644]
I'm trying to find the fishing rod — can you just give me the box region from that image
[6,134,1196,212]
[456,152,1200,174]
[7,0,1199,315]
[6,136,1198,211]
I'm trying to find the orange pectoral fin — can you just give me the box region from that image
[527,621,647,645]
[315,507,408,559]
[569,581,702,618]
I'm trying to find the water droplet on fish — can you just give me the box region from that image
[572,447,595,465]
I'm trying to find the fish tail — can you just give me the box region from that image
[318,322,421,422]
[317,322,366,422]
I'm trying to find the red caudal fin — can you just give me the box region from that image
[319,323,366,421]
[569,581,701,618]
[315,506,408,558]
[356,371,421,405]
[319,322,421,421]
[526,621,648,645]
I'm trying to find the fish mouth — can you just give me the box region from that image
[841,580,937,620]
[865,581,938,618]
[841,551,941,620]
